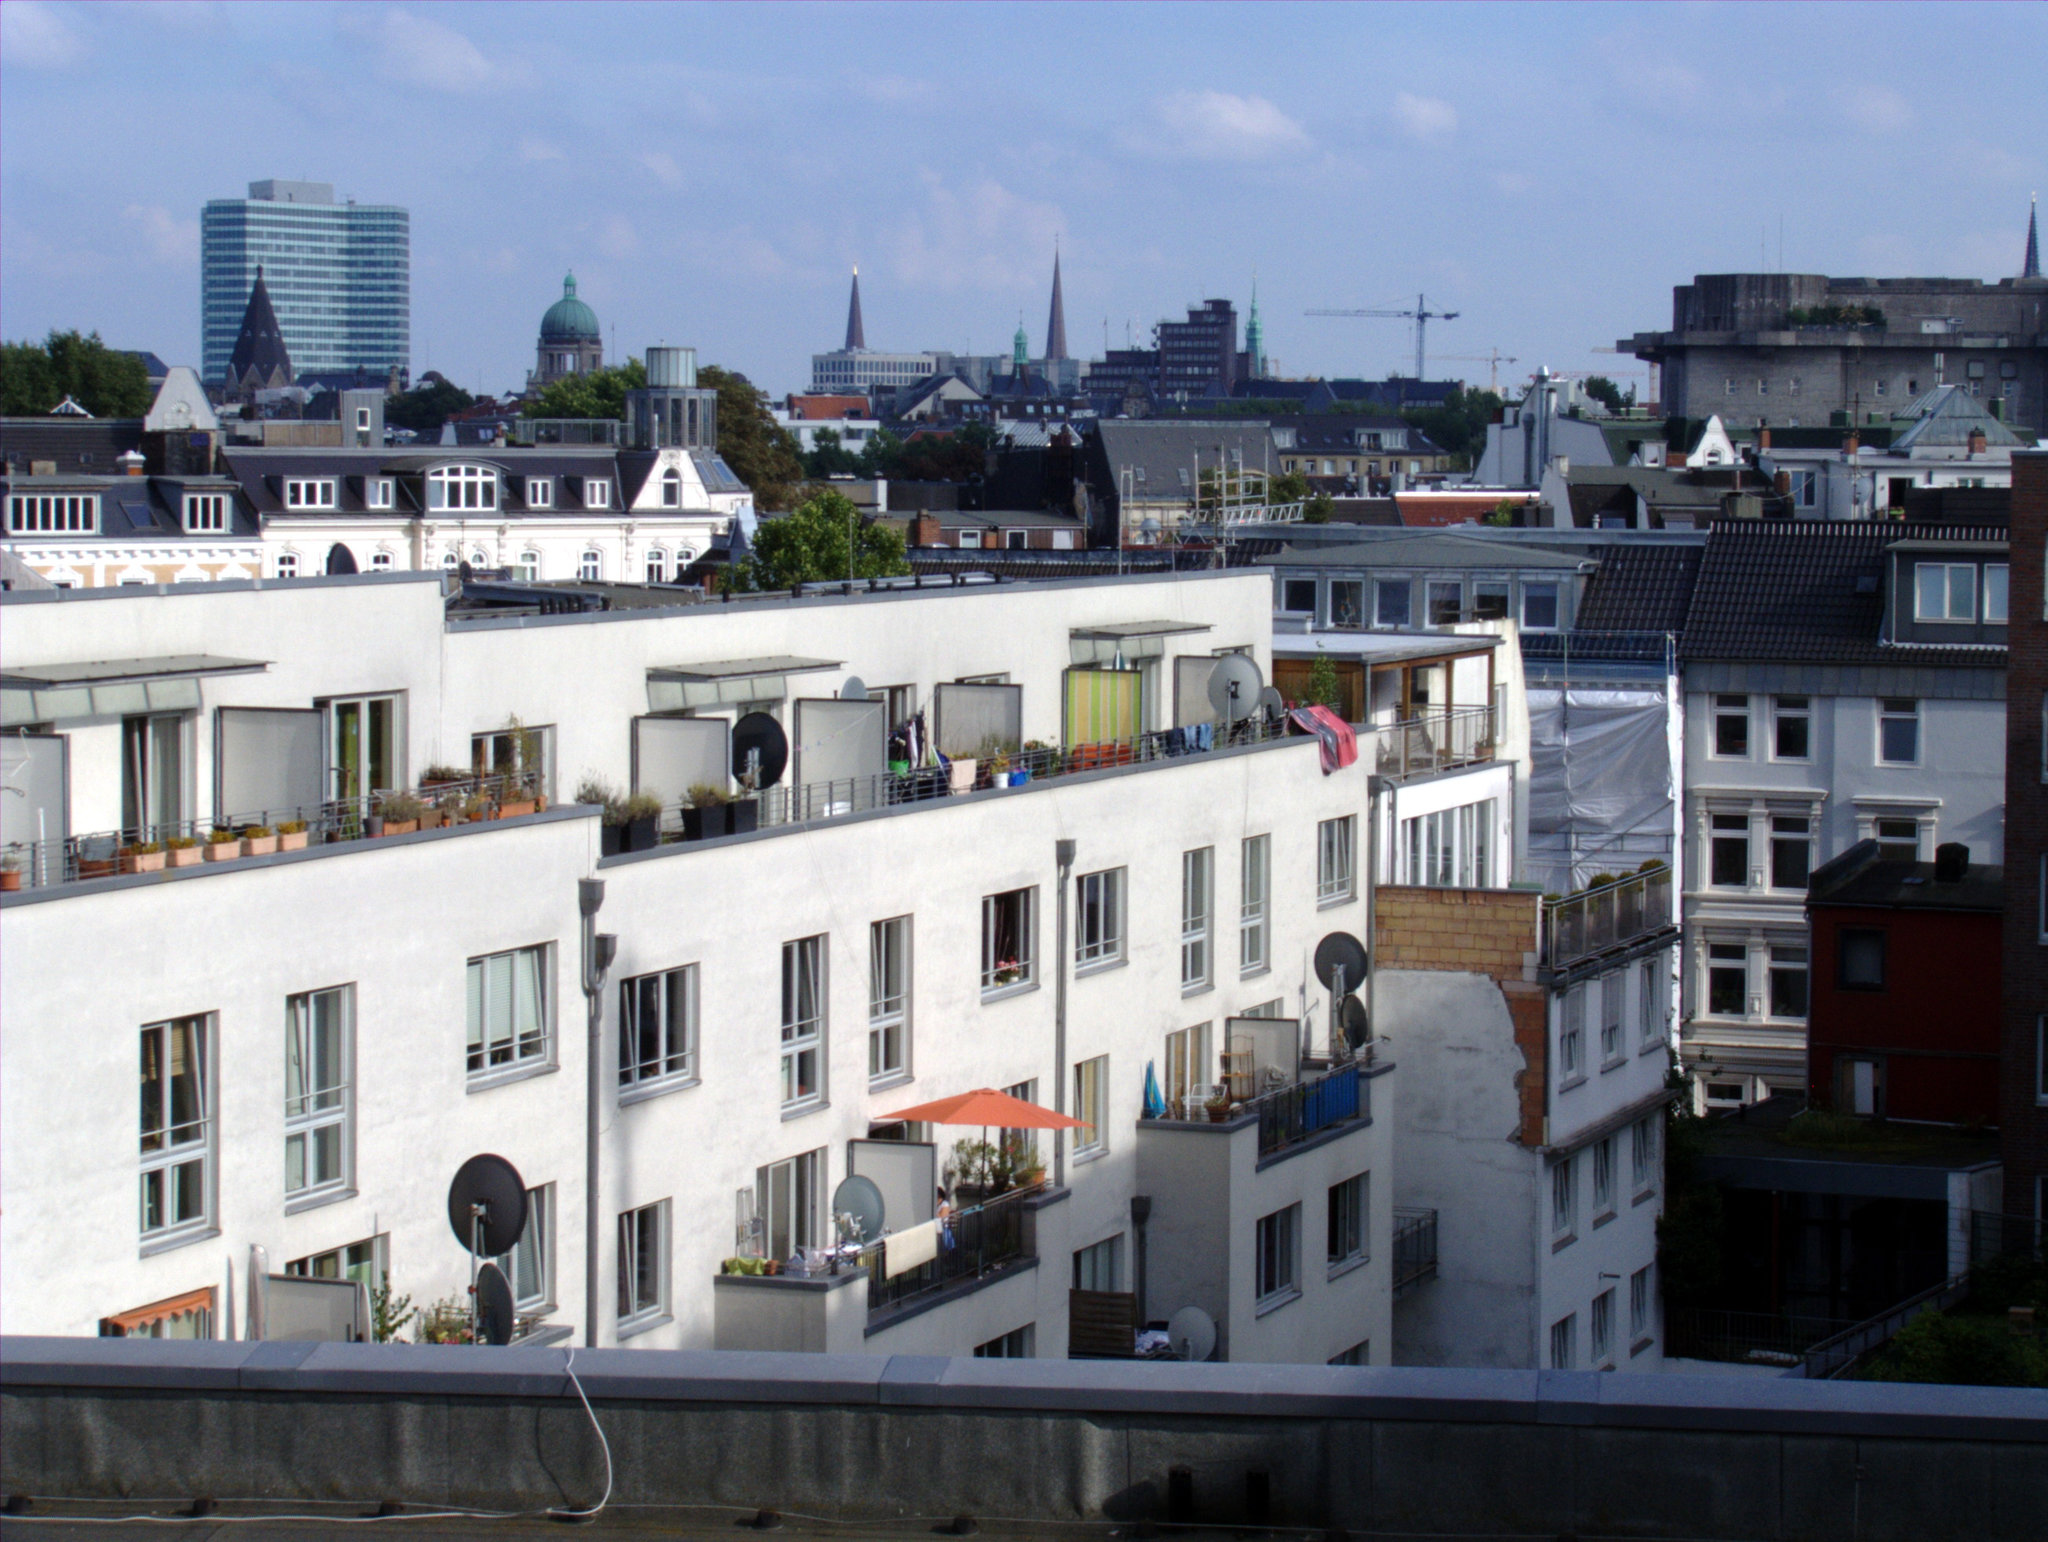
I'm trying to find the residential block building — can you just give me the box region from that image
[2002,449,2048,1228]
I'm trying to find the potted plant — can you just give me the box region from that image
[1205,1090,1234,1124]
[1,847,25,891]
[419,763,469,790]
[241,825,278,857]
[119,840,166,875]
[277,820,310,852]
[431,789,465,829]
[682,781,729,840]
[373,793,425,837]
[203,828,242,862]
[726,769,761,835]
[458,793,493,824]
[582,777,629,855]
[621,790,663,851]
[165,835,201,869]
[988,749,1012,787]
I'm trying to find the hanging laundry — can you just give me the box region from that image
[1290,706,1358,775]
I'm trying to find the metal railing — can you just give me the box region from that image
[863,1183,1037,1317]
[1251,1062,1366,1159]
[1793,1276,1971,1380]
[1356,705,1496,782]
[1543,865,1674,966]
[1664,1307,1859,1366]
[1971,1209,2047,1266]
[1392,1208,1439,1296]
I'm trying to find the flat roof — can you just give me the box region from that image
[1274,633,1501,667]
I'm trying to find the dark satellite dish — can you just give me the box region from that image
[1339,993,1369,1051]
[840,675,869,701]
[732,711,789,788]
[474,1262,515,1346]
[831,1174,886,1245]
[1207,654,1265,722]
[447,1154,528,1257]
[1314,931,1369,993]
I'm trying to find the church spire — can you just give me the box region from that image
[2026,194,2041,280]
[845,265,866,351]
[1245,270,1265,379]
[227,263,292,391]
[1044,243,1069,362]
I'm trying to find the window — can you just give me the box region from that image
[1164,1022,1211,1110]
[526,477,553,509]
[1329,1341,1370,1366]
[1373,577,1411,628]
[1592,1137,1615,1215]
[619,964,698,1093]
[1317,816,1356,904]
[1837,1055,1884,1116]
[1426,580,1462,625]
[517,551,540,581]
[466,945,551,1079]
[1769,945,1808,1018]
[1839,928,1887,989]
[1550,1314,1576,1369]
[284,479,336,510]
[1240,834,1270,973]
[616,1200,669,1330]
[492,1186,553,1311]
[584,478,611,509]
[1327,1173,1367,1270]
[1472,580,1510,620]
[758,1150,823,1259]
[1599,974,1623,1065]
[1638,958,1664,1050]
[1520,582,1559,631]
[427,465,497,511]
[1591,1289,1615,1365]
[366,478,394,510]
[140,1015,212,1242]
[981,887,1035,993]
[285,986,352,1200]
[1710,814,1750,887]
[10,492,99,532]
[472,721,553,799]
[1770,816,1811,890]
[578,550,602,582]
[1400,801,1495,888]
[1772,696,1810,760]
[660,469,682,508]
[1073,1055,1108,1157]
[1181,847,1213,988]
[1560,986,1585,1081]
[1280,578,1316,614]
[973,1325,1035,1358]
[275,552,299,579]
[1984,564,2008,623]
[183,493,229,532]
[1632,1115,1660,1192]
[1712,694,1750,757]
[288,1235,386,1290]
[1073,1235,1122,1291]
[442,551,459,569]
[1076,869,1125,969]
[369,551,393,570]
[1255,1203,1301,1305]
[1630,1266,1653,1347]
[1708,943,1748,1016]
[1875,817,1919,860]
[1551,1156,1575,1238]
[1757,377,1769,395]
[1788,469,1817,508]
[1914,562,1976,622]
[780,936,826,1109]
[1329,580,1364,628]
[1878,698,1919,764]
[645,549,667,583]
[869,917,910,1084]
[2037,1015,2047,1106]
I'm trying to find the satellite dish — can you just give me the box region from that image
[446,1154,528,1257]
[474,1262,515,1346]
[1339,993,1369,1051]
[840,675,869,701]
[1258,686,1286,718]
[731,711,789,788]
[831,1174,886,1245]
[1207,654,1265,722]
[1167,1306,1217,1363]
[1314,932,1369,993]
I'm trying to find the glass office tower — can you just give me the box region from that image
[201,180,410,384]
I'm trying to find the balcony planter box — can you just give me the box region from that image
[948,758,977,793]
[497,798,541,819]
[726,798,759,835]
[119,850,167,875]
[601,823,626,857]
[625,814,659,851]
[278,830,310,852]
[166,845,201,869]
[203,838,242,863]
[242,834,279,857]
[0,869,19,892]
[381,818,420,838]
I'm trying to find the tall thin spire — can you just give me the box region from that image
[1044,244,1068,362]
[845,265,866,351]
[1245,270,1264,379]
[2025,194,2041,280]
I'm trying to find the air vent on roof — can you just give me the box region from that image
[1854,575,1878,595]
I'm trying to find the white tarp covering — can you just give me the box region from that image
[633,716,729,803]
[794,698,886,788]
[1526,686,1674,893]
[933,682,1022,758]
[848,1138,936,1234]
[216,707,323,820]
[1,733,67,848]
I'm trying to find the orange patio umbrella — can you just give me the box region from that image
[881,1087,1086,1130]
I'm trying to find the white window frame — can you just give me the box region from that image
[869,916,910,1086]
[1550,1313,1577,1369]
[780,935,826,1111]
[619,963,699,1098]
[275,552,299,579]
[1240,833,1270,974]
[1711,693,1751,758]
[139,1014,213,1245]
[1591,1288,1615,1366]
[427,464,498,512]
[1072,1235,1122,1292]
[1073,1054,1109,1159]
[584,478,611,509]
[616,1198,670,1333]
[9,492,100,532]
[1768,943,1808,1022]
[1559,986,1585,1083]
[1254,1202,1301,1307]
[1983,563,2008,623]
[1592,1136,1615,1216]
[1163,1022,1211,1110]
[1317,815,1356,905]
[758,1149,824,1259]
[284,479,337,511]
[1520,581,1560,631]
[1327,1172,1367,1272]
[183,492,229,533]
[1706,941,1750,1018]
[493,1184,554,1313]
[645,548,667,583]
[1075,868,1126,971]
[366,478,394,510]
[1771,695,1811,761]
[518,551,541,582]
[1181,846,1213,990]
[369,550,393,570]
[1632,1115,1660,1193]
[1551,1155,1575,1240]
[1913,562,1976,622]
[1599,974,1623,1067]
[1709,812,1751,888]
[661,469,682,508]
[526,477,554,509]
[1370,577,1408,628]
[1769,814,1812,891]
[981,887,1036,995]
[579,549,602,582]
[285,985,353,1203]
[466,944,553,1083]
[1878,697,1919,765]
[1630,1265,1654,1349]
[1638,957,1664,1052]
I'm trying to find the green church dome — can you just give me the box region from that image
[540,272,600,342]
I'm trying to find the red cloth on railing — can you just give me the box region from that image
[1289,706,1358,774]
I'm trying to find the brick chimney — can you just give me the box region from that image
[1968,428,1987,455]
[1774,470,1791,497]
[910,513,942,548]
[1844,431,1860,455]
[117,449,145,476]
[1757,426,1772,450]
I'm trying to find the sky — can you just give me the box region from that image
[4,1,2045,403]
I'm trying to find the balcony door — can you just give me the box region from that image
[322,694,401,806]
[121,713,187,841]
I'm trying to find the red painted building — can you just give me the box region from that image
[1807,841,2003,1125]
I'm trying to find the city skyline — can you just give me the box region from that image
[2,1,2045,400]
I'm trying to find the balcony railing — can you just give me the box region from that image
[1356,705,1495,783]
[861,1182,1038,1319]
[1664,1307,1858,1367]
[1542,864,1674,966]
[1250,1061,1367,1160]
[1392,1208,1439,1296]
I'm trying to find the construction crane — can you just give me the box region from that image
[1305,293,1459,380]
[1436,350,1519,393]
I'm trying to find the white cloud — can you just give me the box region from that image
[1129,90,1310,162]
[1833,84,1911,135]
[1391,92,1457,141]
[123,205,199,263]
[1,2,85,68]
[640,151,684,189]
[891,171,1066,291]
[340,8,515,94]
[518,135,565,163]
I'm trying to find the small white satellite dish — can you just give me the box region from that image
[841,675,870,701]
[1207,654,1265,722]
[1167,1305,1217,1363]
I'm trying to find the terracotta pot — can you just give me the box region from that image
[383,818,420,837]
[0,869,21,891]
[203,840,241,862]
[498,799,538,819]
[120,851,167,875]
[242,835,279,857]
[278,831,309,852]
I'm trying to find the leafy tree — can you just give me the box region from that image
[1267,470,1311,505]
[383,372,476,435]
[0,329,151,417]
[521,358,646,422]
[1400,385,1504,472]
[863,421,995,483]
[699,365,805,512]
[802,426,860,480]
[739,487,909,590]
[1301,491,1335,524]
[1302,653,1342,709]
[1582,376,1629,414]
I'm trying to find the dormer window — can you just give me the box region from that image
[366,478,394,510]
[183,493,229,533]
[9,493,99,533]
[428,465,498,511]
[661,469,681,508]
[285,479,337,510]
[526,477,553,508]
[1984,564,2008,623]
[584,478,611,510]
[1913,562,1977,622]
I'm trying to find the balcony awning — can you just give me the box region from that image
[2,654,269,728]
[646,655,841,712]
[1068,619,1211,665]
[1069,621,1212,641]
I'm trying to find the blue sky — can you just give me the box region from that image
[4,1,2044,401]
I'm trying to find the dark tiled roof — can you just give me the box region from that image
[1574,543,1703,635]
[0,418,146,475]
[1678,520,2005,666]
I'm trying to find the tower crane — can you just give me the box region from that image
[1435,350,1519,393]
[1305,293,1459,380]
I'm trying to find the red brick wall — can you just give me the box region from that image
[2003,452,2048,1218]
[1375,885,1548,1146]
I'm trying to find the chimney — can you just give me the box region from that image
[1757,426,1772,450]
[117,449,145,476]
[1933,842,1969,883]
[910,513,942,548]
[1844,431,1860,455]
[1968,428,1987,455]
[1774,470,1791,497]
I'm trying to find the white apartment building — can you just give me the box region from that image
[1,568,1391,1366]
